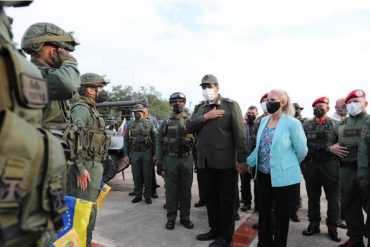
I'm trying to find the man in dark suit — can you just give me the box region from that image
[188,74,247,247]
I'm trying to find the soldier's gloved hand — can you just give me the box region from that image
[203,107,225,121]
[359,176,370,192]
[51,48,76,67]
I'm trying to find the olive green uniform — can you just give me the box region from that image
[0,6,66,246]
[357,115,370,243]
[157,111,194,222]
[68,96,110,247]
[188,95,247,241]
[303,118,341,227]
[32,58,80,130]
[124,118,156,199]
[334,112,370,242]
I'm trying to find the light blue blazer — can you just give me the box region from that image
[246,114,308,187]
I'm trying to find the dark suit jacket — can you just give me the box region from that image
[188,94,247,169]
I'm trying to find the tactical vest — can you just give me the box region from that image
[338,117,364,163]
[70,100,110,162]
[304,118,335,161]
[128,120,152,151]
[42,100,71,131]
[161,115,194,157]
[0,33,66,246]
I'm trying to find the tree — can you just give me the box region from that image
[107,85,171,120]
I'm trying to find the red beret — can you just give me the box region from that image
[260,93,268,103]
[345,89,366,104]
[312,97,329,107]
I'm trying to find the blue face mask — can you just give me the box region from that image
[346,102,362,116]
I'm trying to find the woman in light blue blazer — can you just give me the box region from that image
[245,89,308,247]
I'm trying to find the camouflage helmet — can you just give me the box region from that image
[21,22,80,55]
[80,73,110,87]
[132,104,145,112]
[169,92,186,103]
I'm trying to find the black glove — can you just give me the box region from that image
[359,176,370,192]
[155,160,163,176]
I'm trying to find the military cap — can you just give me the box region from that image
[260,93,268,103]
[293,103,304,110]
[311,97,329,107]
[200,74,218,85]
[345,89,366,104]
[132,104,145,112]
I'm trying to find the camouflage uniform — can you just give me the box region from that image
[21,22,80,162]
[124,104,156,202]
[68,73,110,247]
[0,3,66,246]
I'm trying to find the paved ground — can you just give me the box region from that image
[94,167,365,247]
[94,167,252,247]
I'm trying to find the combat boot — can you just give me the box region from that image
[338,239,365,247]
[302,223,320,236]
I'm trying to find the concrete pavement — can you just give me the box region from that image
[94,167,364,247]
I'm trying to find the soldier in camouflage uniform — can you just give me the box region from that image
[156,92,195,230]
[1,2,67,246]
[21,22,80,161]
[357,111,370,247]
[68,73,110,247]
[332,90,369,247]
[123,104,156,204]
[301,97,341,242]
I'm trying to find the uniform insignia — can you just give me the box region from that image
[356,90,364,97]
[361,123,369,137]
[20,73,48,106]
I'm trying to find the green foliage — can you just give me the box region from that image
[107,85,171,120]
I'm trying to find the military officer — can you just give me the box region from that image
[143,103,160,198]
[331,89,369,247]
[188,74,247,247]
[123,104,156,204]
[68,73,110,247]
[301,97,341,242]
[21,22,80,161]
[1,2,67,246]
[357,111,370,247]
[156,92,195,230]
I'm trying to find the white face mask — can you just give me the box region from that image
[202,88,217,101]
[261,102,267,112]
[346,102,363,116]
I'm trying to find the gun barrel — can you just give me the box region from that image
[96,98,148,108]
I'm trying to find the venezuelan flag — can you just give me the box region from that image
[97,182,111,210]
[53,196,93,247]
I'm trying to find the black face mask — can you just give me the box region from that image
[96,90,108,103]
[313,108,325,118]
[247,115,256,122]
[134,112,141,120]
[266,102,281,114]
[294,110,301,118]
[173,104,184,114]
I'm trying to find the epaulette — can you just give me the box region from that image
[223,98,233,103]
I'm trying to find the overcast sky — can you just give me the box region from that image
[5,0,370,117]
